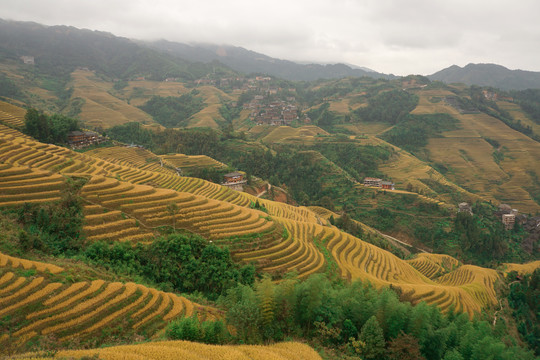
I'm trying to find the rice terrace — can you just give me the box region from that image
[0,14,539,360]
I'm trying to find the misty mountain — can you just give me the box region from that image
[143,40,395,81]
[429,63,540,91]
[0,19,227,81]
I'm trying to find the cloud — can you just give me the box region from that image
[1,0,539,75]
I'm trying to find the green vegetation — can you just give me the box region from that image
[506,269,539,355]
[355,89,419,124]
[4,179,86,256]
[512,89,540,125]
[23,108,80,144]
[166,316,229,344]
[83,234,255,299]
[380,113,459,154]
[106,122,154,148]
[0,73,23,100]
[417,202,533,266]
[313,142,391,181]
[216,274,536,359]
[139,92,205,127]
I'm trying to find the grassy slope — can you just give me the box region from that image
[412,88,540,212]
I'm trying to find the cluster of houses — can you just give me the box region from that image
[67,130,106,149]
[245,98,299,126]
[498,204,519,230]
[459,202,523,231]
[482,90,513,102]
[363,177,395,190]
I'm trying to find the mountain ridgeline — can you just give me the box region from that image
[429,63,540,91]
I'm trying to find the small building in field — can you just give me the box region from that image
[458,202,473,215]
[381,181,395,190]
[363,177,382,187]
[20,56,35,65]
[502,214,515,230]
[222,171,248,191]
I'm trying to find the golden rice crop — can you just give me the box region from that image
[134,292,170,329]
[163,293,185,321]
[42,282,89,306]
[54,340,322,360]
[26,280,105,320]
[41,282,131,335]
[0,282,62,317]
[0,277,44,306]
[0,276,26,295]
[62,284,149,340]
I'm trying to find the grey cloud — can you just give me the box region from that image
[1,0,539,75]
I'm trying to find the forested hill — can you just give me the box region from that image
[142,40,396,81]
[0,19,230,81]
[429,63,540,90]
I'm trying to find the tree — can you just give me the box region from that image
[167,202,179,231]
[387,332,426,360]
[359,315,386,360]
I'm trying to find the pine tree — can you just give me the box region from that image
[359,315,386,360]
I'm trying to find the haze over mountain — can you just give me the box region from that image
[143,40,395,81]
[429,63,540,91]
[2,18,540,90]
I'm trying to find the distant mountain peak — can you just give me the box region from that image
[429,63,540,90]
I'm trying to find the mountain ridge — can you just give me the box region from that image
[429,63,540,90]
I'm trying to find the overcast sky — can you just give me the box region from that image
[2,0,539,75]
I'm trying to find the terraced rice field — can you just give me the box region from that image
[86,146,178,176]
[0,252,64,274]
[188,86,235,128]
[406,253,460,279]
[260,125,329,144]
[0,108,526,318]
[46,340,322,360]
[502,260,540,275]
[0,255,216,350]
[376,137,482,204]
[0,165,65,207]
[160,153,226,170]
[70,70,155,129]
[411,89,540,212]
[81,175,275,244]
[121,80,189,107]
[0,100,25,128]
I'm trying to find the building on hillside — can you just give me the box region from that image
[20,56,35,65]
[381,181,395,190]
[363,177,382,187]
[68,130,105,149]
[222,171,248,191]
[458,202,473,215]
[502,214,515,230]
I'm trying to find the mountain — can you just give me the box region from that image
[429,63,540,90]
[0,19,226,81]
[142,40,395,81]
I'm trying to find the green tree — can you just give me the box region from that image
[359,315,386,360]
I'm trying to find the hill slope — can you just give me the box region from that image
[429,63,540,90]
[144,40,395,81]
[0,109,532,318]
